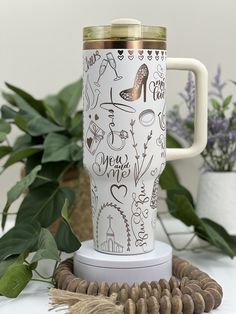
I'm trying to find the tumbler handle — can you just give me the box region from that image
[166,58,208,161]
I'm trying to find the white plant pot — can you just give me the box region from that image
[196,172,236,235]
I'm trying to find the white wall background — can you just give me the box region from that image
[0,0,235,212]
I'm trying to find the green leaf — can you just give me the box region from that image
[0,132,7,143]
[0,264,32,298]
[2,92,18,106]
[4,146,42,168]
[55,199,81,253]
[0,146,12,159]
[0,257,17,278]
[0,252,29,278]
[13,134,31,151]
[58,79,82,114]
[42,133,82,163]
[166,133,182,148]
[16,182,75,228]
[195,218,236,258]
[14,112,64,136]
[166,194,201,227]
[1,105,18,120]
[5,82,46,116]
[211,99,221,111]
[222,95,233,110]
[44,79,82,125]
[31,228,60,263]
[0,222,40,262]
[0,118,11,134]
[159,163,180,190]
[69,111,83,138]
[1,166,42,230]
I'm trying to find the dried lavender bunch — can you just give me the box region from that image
[167,67,236,171]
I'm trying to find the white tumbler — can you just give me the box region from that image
[83,19,208,255]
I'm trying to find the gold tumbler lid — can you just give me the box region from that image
[83,18,166,42]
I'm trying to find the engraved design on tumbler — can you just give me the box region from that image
[120,64,149,102]
[139,109,156,127]
[100,215,124,253]
[117,50,124,60]
[95,202,131,252]
[84,75,101,111]
[158,104,166,131]
[131,181,149,252]
[94,52,123,87]
[110,184,128,204]
[107,130,128,151]
[156,134,166,158]
[150,162,166,210]
[85,121,105,155]
[130,119,154,186]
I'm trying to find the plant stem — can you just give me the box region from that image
[31,278,52,285]
[0,212,17,215]
[33,269,53,280]
[51,251,62,284]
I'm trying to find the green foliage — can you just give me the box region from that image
[0,80,82,297]
[160,163,236,258]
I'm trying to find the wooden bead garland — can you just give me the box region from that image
[53,256,223,314]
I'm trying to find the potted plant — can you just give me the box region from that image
[167,67,236,234]
[0,80,93,297]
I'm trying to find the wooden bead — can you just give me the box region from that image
[191,292,205,314]
[67,278,81,292]
[118,288,129,304]
[87,281,98,295]
[171,295,182,314]
[205,288,222,308]
[203,282,223,297]
[140,287,149,299]
[124,298,136,314]
[140,281,152,295]
[150,281,162,293]
[152,288,161,301]
[109,282,120,294]
[136,298,147,314]
[161,288,172,299]
[199,290,215,312]
[178,262,191,278]
[147,296,160,314]
[160,295,171,314]
[130,287,139,303]
[61,275,78,290]
[131,283,141,295]
[169,276,178,291]
[180,277,190,290]
[121,282,130,292]
[172,287,182,297]
[159,279,170,291]
[98,281,109,296]
[57,273,75,289]
[186,283,202,293]
[76,279,89,293]
[182,294,194,314]
[181,286,194,295]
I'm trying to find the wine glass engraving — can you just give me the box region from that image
[106,53,123,81]
[94,59,108,87]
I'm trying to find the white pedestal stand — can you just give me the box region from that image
[74,240,172,285]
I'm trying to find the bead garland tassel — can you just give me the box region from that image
[50,256,223,314]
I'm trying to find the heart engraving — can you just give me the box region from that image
[110,184,128,204]
[87,137,93,148]
[118,50,124,55]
